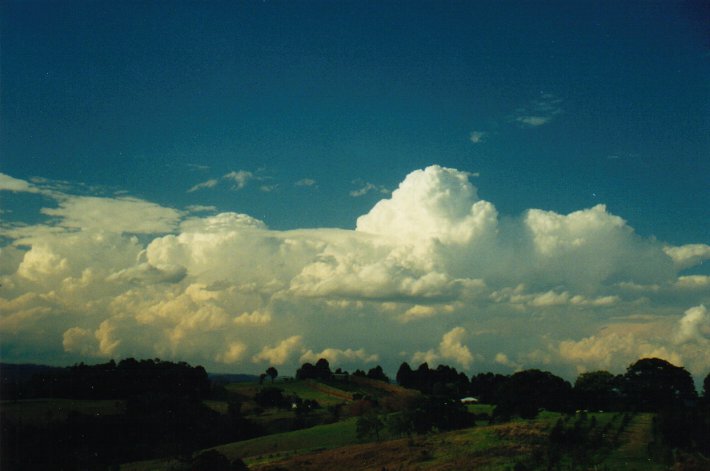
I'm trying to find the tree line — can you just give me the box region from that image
[396,357,707,415]
[2,358,211,401]
[0,358,257,470]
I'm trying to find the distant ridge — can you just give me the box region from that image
[1,362,64,382]
[208,372,260,383]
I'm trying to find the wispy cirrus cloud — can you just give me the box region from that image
[350,181,390,198]
[513,93,563,127]
[187,170,274,193]
[295,178,317,188]
[224,170,256,190]
[187,179,219,193]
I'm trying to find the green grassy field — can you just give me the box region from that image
[118,409,676,471]
[120,417,361,471]
[601,413,667,470]
[276,379,352,406]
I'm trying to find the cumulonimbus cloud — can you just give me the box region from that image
[0,167,708,378]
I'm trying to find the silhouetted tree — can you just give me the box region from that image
[314,358,332,379]
[266,366,278,383]
[494,369,572,419]
[470,372,509,404]
[573,370,620,411]
[366,365,389,383]
[253,387,287,408]
[396,362,414,387]
[296,359,332,380]
[621,358,696,411]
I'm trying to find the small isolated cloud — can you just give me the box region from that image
[224,170,256,190]
[295,178,317,187]
[469,131,488,144]
[188,170,268,193]
[412,327,475,369]
[350,181,390,198]
[513,93,563,127]
[187,179,219,193]
[259,184,278,193]
[252,335,303,365]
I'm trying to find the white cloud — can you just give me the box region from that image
[469,131,488,144]
[63,327,97,356]
[356,165,497,246]
[188,170,270,193]
[513,94,563,127]
[0,173,39,193]
[0,166,707,379]
[664,244,710,271]
[674,304,709,344]
[252,335,303,365]
[398,304,456,323]
[516,116,551,127]
[224,170,256,190]
[260,184,278,193]
[216,342,248,364]
[350,182,389,197]
[413,327,475,369]
[295,178,317,187]
[187,178,219,193]
[41,196,181,233]
[558,306,710,376]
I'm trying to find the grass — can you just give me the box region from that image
[120,417,361,471]
[602,413,666,470]
[120,409,667,471]
[466,403,495,415]
[277,379,351,406]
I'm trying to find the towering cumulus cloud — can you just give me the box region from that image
[0,166,708,378]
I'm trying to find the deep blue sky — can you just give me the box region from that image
[1,1,710,376]
[2,0,708,242]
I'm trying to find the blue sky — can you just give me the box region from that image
[1,1,709,379]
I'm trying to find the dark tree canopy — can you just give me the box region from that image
[21,358,210,400]
[266,366,278,383]
[621,358,697,411]
[573,370,620,411]
[495,369,572,419]
[395,362,469,397]
[296,358,332,380]
[396,362,414,386]
[470,372,509,404]
[366,365,390,383]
